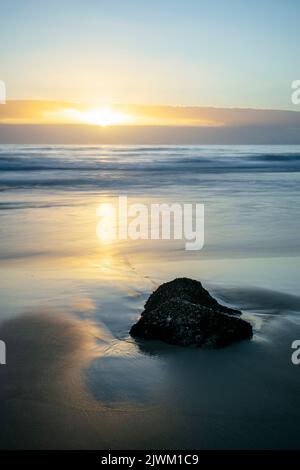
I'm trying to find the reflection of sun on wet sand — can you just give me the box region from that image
[0,312,104,406]
[0,310,170,449]
[0,312,111,448]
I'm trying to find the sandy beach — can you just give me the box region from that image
[0,145,300,449]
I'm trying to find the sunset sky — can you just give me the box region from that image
[1,0,300,108]
[1,0,300,142]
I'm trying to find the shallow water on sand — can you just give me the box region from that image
[0,145,300,449]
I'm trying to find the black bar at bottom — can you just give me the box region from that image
[0,450,299,466]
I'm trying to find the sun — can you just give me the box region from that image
[79,108,130,127]
[43,107,133,126]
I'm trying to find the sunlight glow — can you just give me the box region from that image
[44,107,132,127]
[79,108,130,127]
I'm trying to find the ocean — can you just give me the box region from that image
[0,145,300,449]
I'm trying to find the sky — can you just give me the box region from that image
[1,0,300,109]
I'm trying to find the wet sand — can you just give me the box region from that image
[0,279,300,449]
[1,145,300,448]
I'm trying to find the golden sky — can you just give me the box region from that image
[1,100,300,128]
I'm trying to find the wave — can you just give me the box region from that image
[1,145,300,190]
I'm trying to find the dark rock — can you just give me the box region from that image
[144,277,241,316]
[130,278,253,348]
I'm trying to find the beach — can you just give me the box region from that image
[0,144,300,449]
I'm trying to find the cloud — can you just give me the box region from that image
[1,100,300,143]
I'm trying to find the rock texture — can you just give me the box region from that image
[130,278,253,348]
